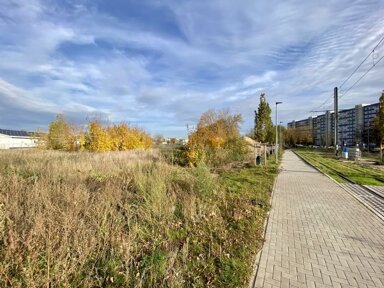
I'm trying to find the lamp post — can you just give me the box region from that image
[275,101,282,163]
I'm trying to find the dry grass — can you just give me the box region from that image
[0,149,275,287]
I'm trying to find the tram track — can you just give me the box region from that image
[326,160,384,184]
[293,150,384,221]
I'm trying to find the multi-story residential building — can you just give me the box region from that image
[363,103,380,148]
[314,113,326,146]
[338,107,356,147]
[287,102,379,148]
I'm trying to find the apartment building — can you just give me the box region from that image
[287,103,379,148]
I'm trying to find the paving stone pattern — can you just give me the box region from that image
[253,150,384,288]
[339,183,384,219]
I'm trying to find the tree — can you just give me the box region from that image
[86,122,152,152]
[296,126,313,145]
[278,125,287,147]
[373,90,384,162]
[254,93,273,143]
[119,126,152,150]
[285,127,298,147]
[86,121,112,152]
[46,114,75,150]
[187,109,246,166]
[45,115,152,152]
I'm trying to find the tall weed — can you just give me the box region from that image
[0,149,275,287]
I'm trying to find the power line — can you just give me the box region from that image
[339,33,384,90]
[314,94,333,111]
[340,53,384,100]
[310,33,384,112]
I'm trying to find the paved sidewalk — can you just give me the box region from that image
[253,150,384,288]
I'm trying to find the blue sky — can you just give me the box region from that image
[0,0,383,137]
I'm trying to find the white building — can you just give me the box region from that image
[0,129,37,149]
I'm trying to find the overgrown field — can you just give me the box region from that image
[294,149,384,186]
[0,149,277,287]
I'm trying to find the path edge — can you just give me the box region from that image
[292,150,384,222]
[248,160,281,288]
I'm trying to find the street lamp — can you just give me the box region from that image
[275,101,283,163]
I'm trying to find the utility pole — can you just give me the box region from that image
[334,87,339,156]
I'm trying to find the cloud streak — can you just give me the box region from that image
[0,0,383,136]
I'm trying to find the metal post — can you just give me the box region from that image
[334,87,338,156]
[275,102,282,163]
[275,104,278,163]
[254,110,258,138]
[264,144,267,166]
[367,121,370,152]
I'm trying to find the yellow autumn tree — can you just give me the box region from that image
[107,123,152,151]
[85,122,152,152]
[108,124,127,151]
[45,115,153,152]
[86,121,112,152]
[46,114,76,151]
[76,131,87,151]
[125,127,151,149]
[187,109,247,166]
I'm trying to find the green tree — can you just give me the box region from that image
[254,93,274,143]
[373,90,384,162]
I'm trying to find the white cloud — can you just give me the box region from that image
[0,0,383,136]
[243,71,277,87]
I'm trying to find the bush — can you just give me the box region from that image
[187,110,247,167]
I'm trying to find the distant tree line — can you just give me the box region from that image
[285,127,313,146]
[44,114,152,152]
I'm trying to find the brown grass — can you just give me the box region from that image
[0,149,275,287]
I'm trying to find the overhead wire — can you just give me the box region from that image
[309,32,384,112]
[313,94,333,112]
[340,53,384,100]
[339,34,384,90]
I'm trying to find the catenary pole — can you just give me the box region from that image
[334,87,338,156]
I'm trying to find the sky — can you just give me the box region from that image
[0,0,383,137]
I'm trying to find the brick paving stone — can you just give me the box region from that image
[252,151,384,288]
